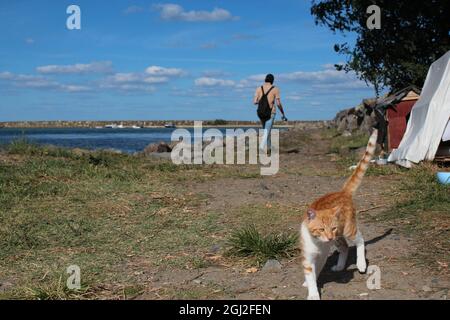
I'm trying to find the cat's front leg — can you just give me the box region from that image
[331,237,349,272]
[303,254,320,300]
[354,230,367,273]
[347,230,367,273]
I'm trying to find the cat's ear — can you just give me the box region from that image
[307,208,316,220]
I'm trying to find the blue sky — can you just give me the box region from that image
[0,0,376,121]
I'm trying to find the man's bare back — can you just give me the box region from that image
[254,84,281,114]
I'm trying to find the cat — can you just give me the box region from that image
[300,129,378,300]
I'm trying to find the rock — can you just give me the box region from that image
[359,292,369,297]
[342,131,352,137]
[347,114,360,131]
[422,285,433,292]
[193,279,202,285]
[144,142,172,155]
[262,259,282,273]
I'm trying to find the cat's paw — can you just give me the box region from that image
[357,259,367,273]
[331,264,345,272]
[307,294,321,300]
[302,281,307,288]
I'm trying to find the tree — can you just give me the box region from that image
[311,0,450,95]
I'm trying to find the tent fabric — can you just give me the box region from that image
[443,120,450,142]
[388,50,450,167]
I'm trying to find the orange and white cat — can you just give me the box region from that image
[300,129,378,300]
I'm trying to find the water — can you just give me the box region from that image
[0,127,266,154]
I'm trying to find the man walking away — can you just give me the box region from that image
[253,74,287,151]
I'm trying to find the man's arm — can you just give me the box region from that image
[275,89,287,120]
[253,88,261,105]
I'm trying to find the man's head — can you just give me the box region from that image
[265,74,275,85]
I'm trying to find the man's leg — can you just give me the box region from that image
[260,118,269,150]
[265,113,276,150]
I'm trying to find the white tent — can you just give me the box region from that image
[388,50,450,168]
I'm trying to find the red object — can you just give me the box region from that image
[387,100,418,150]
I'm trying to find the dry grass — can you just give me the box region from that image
[0,141,235,299]
[369,164,450,272]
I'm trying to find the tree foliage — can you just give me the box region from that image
[311,0,450,94]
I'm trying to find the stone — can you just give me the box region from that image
[342,131,352,137]
[144,142,172,155]
[262,259,282,273]
[422,285,433,292]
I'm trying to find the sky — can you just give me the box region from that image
[0,0,376,121]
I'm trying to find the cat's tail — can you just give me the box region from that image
[342,129,378,195]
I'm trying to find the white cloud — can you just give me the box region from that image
[0,71,91,92]
[279,69,349,83]
[101,83,156,93]
[235,74,265,89]
[143,76,169,84]
[25,38,35,45]
[59,84,91,93]
[2,64,185,94]
[101,66,185,92]
[195,77,235,87]
[36,61,113,74]
[154,4,238,22]
[107,73,143,83]
[145,65,185,77]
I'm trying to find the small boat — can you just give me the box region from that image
[104,124,118,129]
[131,125,142,129]
[164,122,176,129]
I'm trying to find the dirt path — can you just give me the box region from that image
[139,129,449,300]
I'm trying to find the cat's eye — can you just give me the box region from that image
[318,228,325,232]
[332,227,337,231]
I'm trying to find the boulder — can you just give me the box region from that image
[144,142,172,155]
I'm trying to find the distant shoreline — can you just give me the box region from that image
[0,120,331,129]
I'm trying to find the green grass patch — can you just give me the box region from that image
[227,224,298,263]
[329,131,369,155]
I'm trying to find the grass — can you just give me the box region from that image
[6,138,79,159]
[0,140,232,299]
[227,224,298,263]
[370,164,450,271]
[323,128,369,155]
[323,128,406,176]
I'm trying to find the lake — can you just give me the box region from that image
[0,127,268,154]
